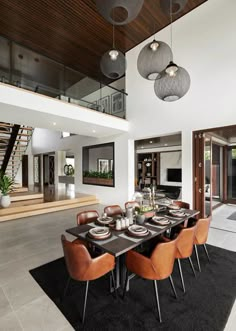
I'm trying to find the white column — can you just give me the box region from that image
[181,130,193,207]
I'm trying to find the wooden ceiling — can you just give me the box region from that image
[0,0,207,83]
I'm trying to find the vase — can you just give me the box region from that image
[136,214,145,225]
[1,195,11,208]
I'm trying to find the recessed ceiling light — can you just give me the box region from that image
[92,129,96,133]
[53,122,56,126]
[149,140,153,144]
[164,143,168,146]
[141,146,144,149]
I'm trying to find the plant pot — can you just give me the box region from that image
[1,195,11,208]
[136,214,145,225]
[83,177,114,186]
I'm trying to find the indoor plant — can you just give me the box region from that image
[0,173,15,208]
[83,170,114,186]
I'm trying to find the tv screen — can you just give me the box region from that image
[167,168,182,182]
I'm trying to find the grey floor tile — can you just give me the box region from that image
[0,312,23,331]
[16,295,71,331]
[0,288,12,318]
[3,274,44,310]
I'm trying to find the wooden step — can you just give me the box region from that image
[10,193,44,202]
[0,197,100,222]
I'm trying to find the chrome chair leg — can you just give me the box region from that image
[153,280,162,323]
[203,244,210,262]
[122,269,129,299]
[82,281,89,324]
[194,245,201,272]
[177,259,186,293]
[169,275,178,299]
[188,257,196,277]
[111,270,117,298]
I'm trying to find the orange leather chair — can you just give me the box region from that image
[76,210,99,225]
[175,224,197,293]
[104,205,123,217]
[123,237,178,322]
[194,216,211,272]
[61,235,116,324]
[124,201,140,209]
[173,200,190,209]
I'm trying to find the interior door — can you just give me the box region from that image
[193,132,212,218]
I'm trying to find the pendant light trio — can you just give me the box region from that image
[95,0,190,102]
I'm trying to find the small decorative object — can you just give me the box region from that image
[116,219,122,230]
[64,164,74,176]
[95,0,144,25]
[137,40,172,80]
[160,0,187,15]
[0,173,14,208]
[145,162,151,167]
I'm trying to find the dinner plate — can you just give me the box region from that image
[96,217,113,225]
[87,227,111,240]
[127,225,148,236]
[167,204,181,210]
[168,210,186,218]
[151,216,170,226]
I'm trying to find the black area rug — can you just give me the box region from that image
[227,212,236,220]
[29,245,236,331]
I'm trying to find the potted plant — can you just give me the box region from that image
[83,170,114,186]
[0,173,15,208]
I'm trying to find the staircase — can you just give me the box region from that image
[0,122,33,179]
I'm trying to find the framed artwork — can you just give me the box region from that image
[98,96,110,113]
[97,158,109,172]
[111,92,124,114]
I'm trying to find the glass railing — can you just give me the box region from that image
[0,36,127,119]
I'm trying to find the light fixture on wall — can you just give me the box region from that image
[160,0,188,16]
[154,0,190,101]
[100,23,126,79]
[137,39,172,80]
[95,0,144,25]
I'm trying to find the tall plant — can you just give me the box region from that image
[0,173,15,196]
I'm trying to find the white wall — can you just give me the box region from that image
[126,0,236,206]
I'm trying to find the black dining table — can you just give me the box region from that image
[66,208,199,289]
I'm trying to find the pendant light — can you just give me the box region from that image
[160,0,188,16]
[100,23,126,79]
[95,0,144,26]
[154,0,190,101]
[137,39,173,80]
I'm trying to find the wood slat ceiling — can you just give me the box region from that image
[0,0,207,83]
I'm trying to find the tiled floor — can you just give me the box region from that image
[0,204,235,331]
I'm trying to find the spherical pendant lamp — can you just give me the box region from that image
[160,0,188,15]
[154,63,190,102]
[100,49,126,79]
[95,0,144,25]
[137,40,172,80]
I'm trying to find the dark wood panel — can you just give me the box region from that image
[0,0,207,82]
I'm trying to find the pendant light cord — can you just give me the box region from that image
[170,0,173,60]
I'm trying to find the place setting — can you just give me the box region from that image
[87,227,112,240]
[126,224,150,237]
[149,215,171,227]
[95,213,114,226]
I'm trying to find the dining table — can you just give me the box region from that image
[66,208,199,290]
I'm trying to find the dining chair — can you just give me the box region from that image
[193,216,212,272]
[173,200,190,209]
[123,236,178,323]
[124,201,140,209]
[77,210,99,225]
[175,224,197,293]
[104,205,123,217]
[61,235,116,324]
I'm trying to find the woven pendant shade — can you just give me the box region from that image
[160,0,188,15]
[95,0,144,25]
[100,49,126,79]
[137,41,172,80]
[154,66,190,102]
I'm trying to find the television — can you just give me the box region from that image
[167,168,182,182]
